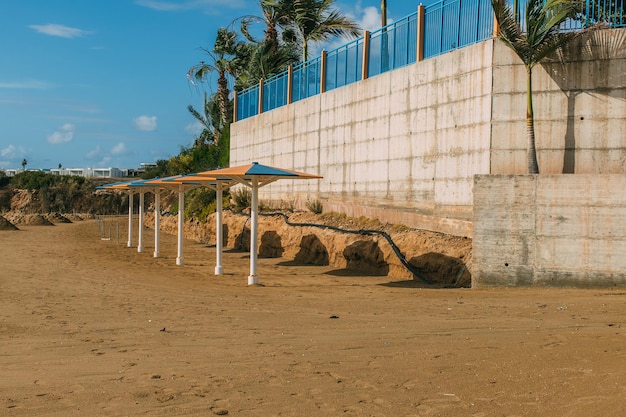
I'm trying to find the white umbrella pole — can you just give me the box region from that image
[127,190,134,247]
[215,182,224,275]
[137,191,144,253]
[176,184,184,266]
[154,189,160,258]
[248,179,259,285]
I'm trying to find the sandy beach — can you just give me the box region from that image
[2,219,626,416]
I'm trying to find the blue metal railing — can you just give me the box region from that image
[292,57,321,103]
[585,0,625,27]
[424,0,493,59]
[236,0,625,121]
[263,71,289,112]
[511,0,625,30]
[325,37,364,91]
[237,83,260,121]
[369,13,418,77]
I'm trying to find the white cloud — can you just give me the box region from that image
[135,0,246,12]
[133,115,157,131]
[359,6,384,32]
[0,79,51,89]
[28,24,90,39]
[0,144,28,166]
[86,143,130,165]
[86,146,102,160]
[98,156,112,166]
[185,121,204,136]
[336,1,390,31]
[309,2,388,57]
[1,145,16,158]
[111,143,128,155]
[47,123,75,144]
[86,149,111,167]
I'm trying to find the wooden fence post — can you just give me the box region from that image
[320,50,327,93]
[362,31,370,80]
[417,5,425,62]
[258,78,264,115]
[287,65,293,105]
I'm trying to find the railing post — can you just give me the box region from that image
[362,31,370,80]
[287,65,293,105]
[320,50,327,93]
[417,5,425,62]
[258,78,264,115]
[493,0,501,36]
[233,90,239,122]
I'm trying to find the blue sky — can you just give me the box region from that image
[0,1,423,171]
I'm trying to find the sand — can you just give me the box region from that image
[2,219,626,416]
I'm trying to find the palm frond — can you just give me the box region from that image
[492,0,531,63]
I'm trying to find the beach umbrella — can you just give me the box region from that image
[100,180,142,249]
[125,179,159,253]
[108,178,168,252]
[97,181,133,245]
[166,174,238,275]
[98,177,202,265]
[195,162,323,285]
[144,176,202,265]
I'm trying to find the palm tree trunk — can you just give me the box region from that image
[526,66,539,174]
[217,70,230,129]
[381,0,387,26]
[302,39,308,62]
[381,0,389,72]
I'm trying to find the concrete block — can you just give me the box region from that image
[491,92,525,121]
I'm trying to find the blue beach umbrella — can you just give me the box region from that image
[194,162,323,285]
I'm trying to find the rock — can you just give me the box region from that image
[0,215,18,231]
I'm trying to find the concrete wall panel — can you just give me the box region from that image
[474,175,626,287]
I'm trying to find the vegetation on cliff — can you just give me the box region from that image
[0,171,127,215]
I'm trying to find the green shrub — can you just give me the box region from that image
[0,171,9,188]
[231,187,251,211]
[279,198,296,212]
[258,200,274,212]
[184,188,216,220]
[305,198,323,214]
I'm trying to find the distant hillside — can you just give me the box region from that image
[0,171,128,215]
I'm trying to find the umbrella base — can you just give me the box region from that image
[248,275,258,285]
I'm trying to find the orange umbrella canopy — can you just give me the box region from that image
[191,162,322,286]
[142,175,213,191]
[164,174,221,186]
[195,162,322,187]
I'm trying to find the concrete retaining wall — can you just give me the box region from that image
[491,31,626,174]
[230,29,626,238]
[473,174,626,287]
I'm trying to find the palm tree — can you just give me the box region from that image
[241,37,300,86]
[188,28,241,130]
[21,159,27,171]
[233,0,300,88]
[288,0,361,61]
[188,91,219,147]
[491,0,593,174]
[239,0,295,53]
